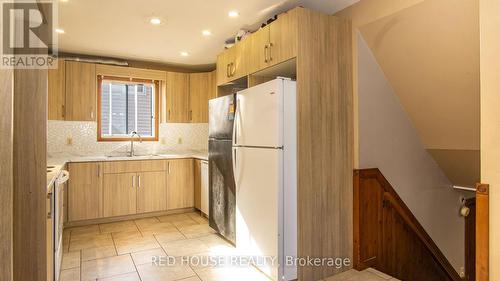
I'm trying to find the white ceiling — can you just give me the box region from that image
[57,0,359,66]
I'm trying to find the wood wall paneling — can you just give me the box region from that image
[0,68,13,281]
[48,59,66,120]
[464,197,476,281]
[354,169,462,281]
[13,69,48,281]
[475,184,489,281]
[296,9,353,280]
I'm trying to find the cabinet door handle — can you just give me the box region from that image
[62,104,65,119]
[47,192,53,219]
[264,44,269,63]
[138,175,141,188]
[189,110,192,121]
[230,63,236,76]
[226,64,230,77]
[97,165,100,178]
[269,43,273,62]
[168,162,171,174]
[168,109,171,121]
[132,175,136,188]
[90,109,94,120]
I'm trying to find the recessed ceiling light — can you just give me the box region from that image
[59,0,69,2]
[228,11,239,18]
[55,28,65,34]
[202,30,212,36]
[149,18,162,25]
[180,51,189,57]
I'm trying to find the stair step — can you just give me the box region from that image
[322,268,400,281]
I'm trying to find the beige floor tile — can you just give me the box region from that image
[154,230,186,244]
[365,268,395,280]
[138,222,178,235]
[186,212,209,224]
[100,221,138,234]
[62,251,81,270]
[71,233,112,243]
[161,238,210,257]
[68,225,101,236]
[197,234,236,256]
[194,266,271,281]
[111,230,143,240]
[114,235,160,255]
[81,255,136,281]
[176,277,201,281]
[70,235,114,252]
[82,245,117,261]
[59,267,81,281]
[97,271,141,281]
[171,218,199,228]
[324,269,388,281]
[157,213,192,223]
[178,224,216,239]
[136,262,196,281]
[131,248,167,265]
[134,217,161,228]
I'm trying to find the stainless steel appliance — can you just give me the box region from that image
[208,94,236,244]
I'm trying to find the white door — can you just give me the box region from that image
[234,79,283,148]
[200,161,209,216]
[234,146,282,280]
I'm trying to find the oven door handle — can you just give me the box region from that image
[57,170,70,185]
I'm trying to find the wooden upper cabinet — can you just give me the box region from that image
[65,61,96,121]
[248,25,270,74]
[137,171,168,213]
[268,8,298,66]
[103,172,137,217]
[48,59,66,120]
[189,72,213,123]
[216,7,300,84]
[216,39,249,86]
[68,162,102,222]
[166,72,190,123]
[167,159,194,210]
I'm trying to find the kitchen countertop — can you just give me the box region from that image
[46,150,208,190]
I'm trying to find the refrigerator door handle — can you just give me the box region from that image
[232,97,239,146]
[232,147,238,186]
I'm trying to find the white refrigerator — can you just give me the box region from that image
[233,78,297,281]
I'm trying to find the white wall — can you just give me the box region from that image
[47,121,208,156]
[357,33,466,272]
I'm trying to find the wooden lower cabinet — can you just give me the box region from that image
[167,159,194,210]
[194,160,201,210]
[68,159,195,222]
[137,171,168,213]
[103,173,137,217]
[68,162,102,221]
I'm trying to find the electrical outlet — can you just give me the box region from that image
[66,137,73,145]
[160,137,166,145]
[177,137,183,144]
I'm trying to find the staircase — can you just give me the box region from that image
[353,169,462,281]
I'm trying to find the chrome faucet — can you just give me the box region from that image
[129,131,142,157]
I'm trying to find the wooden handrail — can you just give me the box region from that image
[354,168,462,281]
[383,192,461,281]
[476,183,489,281]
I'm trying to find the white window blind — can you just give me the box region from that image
[101,80,155,138]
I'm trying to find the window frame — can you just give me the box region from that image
[97,75,160,142]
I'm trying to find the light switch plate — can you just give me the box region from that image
[177,137,182,144]
[66,137,73,145]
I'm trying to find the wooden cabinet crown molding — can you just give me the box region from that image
[95,64,166,81]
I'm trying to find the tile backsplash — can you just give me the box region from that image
[47,121,208,155]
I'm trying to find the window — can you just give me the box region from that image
[97,76,159,141]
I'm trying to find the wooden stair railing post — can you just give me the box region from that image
[476,184,489,281]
